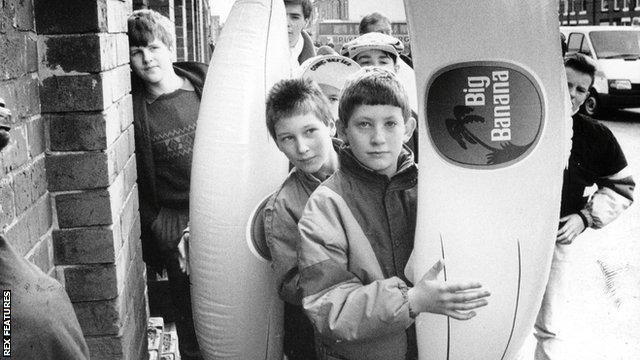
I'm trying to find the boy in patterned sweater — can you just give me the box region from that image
[128,9,206,360]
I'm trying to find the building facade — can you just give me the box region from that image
[559,0,640,25]
[0,0,211,359]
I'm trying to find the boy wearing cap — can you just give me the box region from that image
[358,12,413,67]
[128,9,205,360]
[297,68,490,360]
[341,32,404,74]
[297,55,361,121]
[264,78,343,360]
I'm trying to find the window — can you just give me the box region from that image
[580,37,592,55]
[579,0,588,13]
[570,0,576,14]
[564,0,570,14]
[635,0,640,10]
[567,33,585,55]
[623,0,630,10]
[614,0,620,10]
[602,0,609,11]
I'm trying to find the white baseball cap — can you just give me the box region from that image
[340,32,404,61]
[295,55,361,90]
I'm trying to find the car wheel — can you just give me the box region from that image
[581,90,600,117]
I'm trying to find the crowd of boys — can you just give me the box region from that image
[0,1,628,360]
[127,3,635,360]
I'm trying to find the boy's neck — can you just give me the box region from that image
[145,71,184,97]
[312,147,339,181]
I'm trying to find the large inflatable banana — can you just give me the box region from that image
[190,0,569,359]
[406,0,570,359]
[189,0,290,359]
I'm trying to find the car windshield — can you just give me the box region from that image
[590,31,640,59]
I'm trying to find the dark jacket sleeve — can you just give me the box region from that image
[0,236,90,360]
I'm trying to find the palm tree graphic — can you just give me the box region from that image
[445,105,532,165]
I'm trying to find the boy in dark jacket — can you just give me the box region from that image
[285,0,316,68]
[297,68,491,360]
[128,9,206,360]
[533,54,635,360]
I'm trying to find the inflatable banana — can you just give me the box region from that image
[406,0,570,359]
[189,0,290,358]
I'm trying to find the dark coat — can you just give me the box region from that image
[131,62,208,270]
[0,236,89,359]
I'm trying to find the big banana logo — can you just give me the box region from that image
[426,61,544,168]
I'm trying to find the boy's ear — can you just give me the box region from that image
[328,120,337,137]
[336,119,348,143]
[403,116,417,143]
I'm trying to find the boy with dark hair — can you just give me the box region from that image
[532,53,635,360]
[264,78,341,360]
[284,0,316,67]
[341,32,404,74]
[128,9,206,360]
[297,68,491,360]
[359,11,392,35]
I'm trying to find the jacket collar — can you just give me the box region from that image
[339,144,417,185]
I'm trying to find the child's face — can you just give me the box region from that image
[317,83,340,121]
[129,39,174,86]
[354,50,397,73]
[285,3,308,48]
[339,104,415,178]
[275,112,336,178]
[565,66,592,113]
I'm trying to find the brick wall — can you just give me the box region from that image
[32,0,148,359]
[2,0,210,358]
[0,0,52,275]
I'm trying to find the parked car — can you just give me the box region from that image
[560,26,640,116]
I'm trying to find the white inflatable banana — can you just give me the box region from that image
[406,0,570,359]
[189,0,290,359]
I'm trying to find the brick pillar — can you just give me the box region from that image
[0,0,52,274]
[193,0,202,62]
[174,0,187,61]
[34,0,148,359]
[185,0,196,61]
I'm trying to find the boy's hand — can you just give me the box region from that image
[556,214,585,245]
[177,228,190,275]
[408,260,490,320]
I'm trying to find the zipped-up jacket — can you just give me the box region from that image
[298,146,418,360]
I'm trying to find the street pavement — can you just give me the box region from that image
[520,109,640,360]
